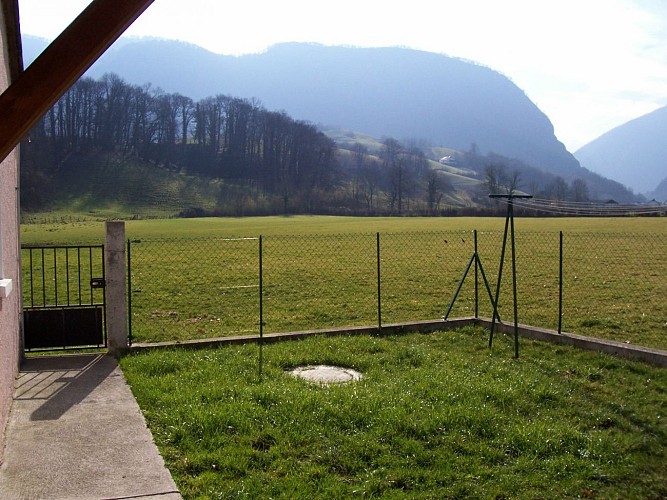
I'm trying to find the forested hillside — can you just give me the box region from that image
[21,74,340,215]
[21,73,486,216]
[21,73,638,218]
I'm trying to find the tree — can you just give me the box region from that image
[485,164,521,195]
[426,171,444,213]
[485,164,506,194]
[507,169,522,195]
[360,159,381,211]
[571,178,589,202]
[349,142,367,207]
[548,176,569,200]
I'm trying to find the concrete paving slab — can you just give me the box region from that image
[0,354,181,500]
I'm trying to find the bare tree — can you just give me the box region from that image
[548,176,569,200]
[426,171,444,213]
[485,164,506,193]
[571,178,590,202]
[507,169,521,195]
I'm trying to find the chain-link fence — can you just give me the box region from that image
[562,233,666,347]
[128,230,667,350]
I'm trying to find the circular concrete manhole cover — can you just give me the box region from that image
[289,365,363,384]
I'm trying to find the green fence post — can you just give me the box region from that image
[509,201,519,358]
[474,229,479,318]
[259,235,263,380]
[490,210,510,348]
[127,238,132,346]
[376,232,382,331]
[558,231,563,335]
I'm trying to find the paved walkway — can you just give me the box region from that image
[0,354,181,500]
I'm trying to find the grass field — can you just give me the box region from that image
[119,327,667,499]
[20,214,667,245]
[20,215,667,350]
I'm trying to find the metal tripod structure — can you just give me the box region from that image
[443,194,532,358]
[488,193,532,358]
[442,230,501,324]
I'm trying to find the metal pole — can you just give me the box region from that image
[77,247,82,306]
[443,253,475,320]
[127,239,132,346]
[259,235,263,379]
[509,200,519,358]
[474,229,479,318]
[490,206,510,347]
[558,231,563,335]
[65,248,71,306]
[477,256,501,323]
[54,248,59,306]
[376,232,382,331]
[40,248,46,307]
[29,249,34,308]
[488,193,532,352]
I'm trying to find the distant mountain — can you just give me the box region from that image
[85,40,577,168]
[575,105,667,195]
[22,35,638,202]
[648,177,667,202]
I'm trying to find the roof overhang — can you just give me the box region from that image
[1,0,23,82]
[0,0,155,162]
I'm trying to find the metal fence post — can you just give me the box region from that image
[489,212,510,348]
[558,231,563,335]
[376,232,382,331]
[259,235,264,379]
[474,229,479,318]
[509,201,519,358]
[127,238,132,345]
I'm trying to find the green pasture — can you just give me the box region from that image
[120,328,667,499]
[20,216,667,350]
[20,214,666,245]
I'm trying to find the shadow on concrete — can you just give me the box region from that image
[1,353,182,498]
[15,354,117,421]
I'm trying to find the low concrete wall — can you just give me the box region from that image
[478,318,667,368]
[129,318,667,368]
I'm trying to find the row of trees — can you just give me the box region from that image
[341,139,451,214]
[483,163,590,202]
[23,73,461,215]
[27,73,339,203]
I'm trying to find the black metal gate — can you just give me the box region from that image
[22,245,106,350]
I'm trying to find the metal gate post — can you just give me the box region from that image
[105,221,128,355]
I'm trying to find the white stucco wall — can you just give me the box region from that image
[0,6,22,459]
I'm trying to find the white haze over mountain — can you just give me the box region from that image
[19,0,667,154]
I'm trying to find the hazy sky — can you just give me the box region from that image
[18,0,667,152]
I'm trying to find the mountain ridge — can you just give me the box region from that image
[85,40,577,172]
[22,35,638,203]
[575,105,667,196]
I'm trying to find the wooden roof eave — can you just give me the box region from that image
[1,0,24,82]
[0,0,155,163]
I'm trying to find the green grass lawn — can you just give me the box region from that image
[20,215,667,245]
[120,327,667,499]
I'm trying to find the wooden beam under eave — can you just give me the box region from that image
[1,0,24,80]
[0,0,156,163]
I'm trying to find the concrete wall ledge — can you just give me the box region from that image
[129,317,667,368]
[477,318,667,368]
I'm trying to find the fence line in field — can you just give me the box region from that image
[127,230,667,350]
